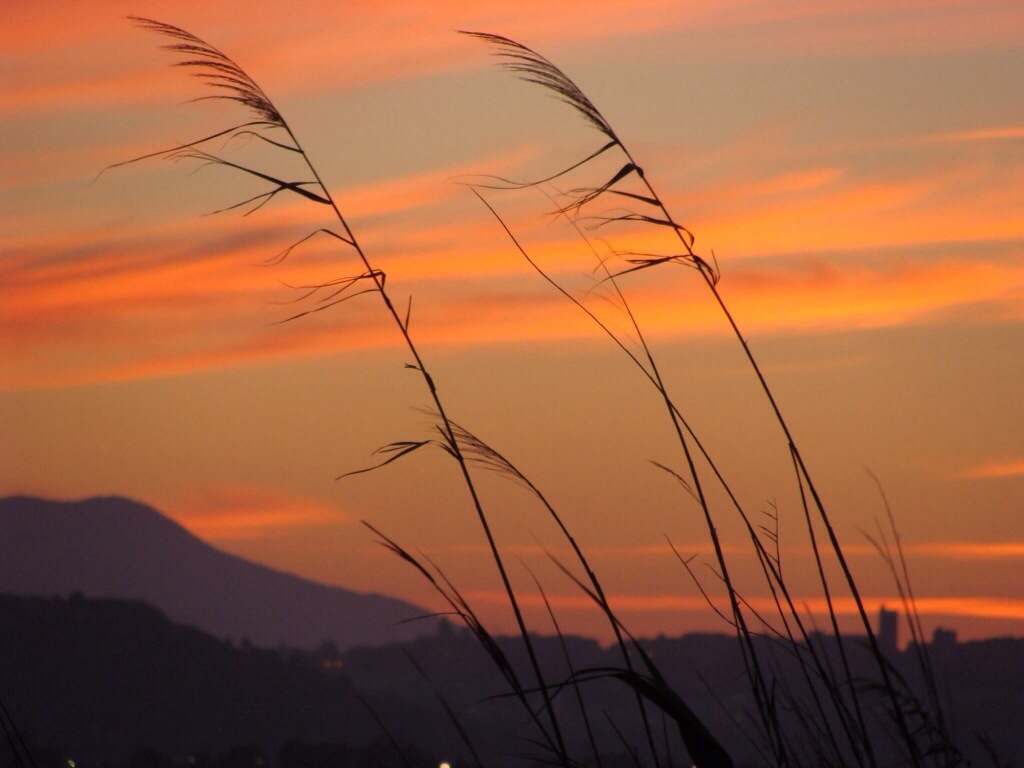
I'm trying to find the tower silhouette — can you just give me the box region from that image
[878,606,899,655]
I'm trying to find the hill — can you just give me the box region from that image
[0,495,435,650]
[0,592,440,766]
[2,592,1021,767]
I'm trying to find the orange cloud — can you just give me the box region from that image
[958,458,1024,480]
[815,541,1024,560]
[4,212,1022,391]
[5,1,694,115]
[719,256,1024,331]
[398,537,1024,568]
[689,166,1024,257]
[924,126,1024,145]
[6,5,1023,393]
[906,542,1024,558]
[752,595,1024,622]
[170,484,342,541]
[427,542,751,559]
[7,1,1022,117]
[461,590,1024,622]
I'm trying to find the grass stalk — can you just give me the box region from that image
[123,18,569,764]
[462,29,957,767]
[113,19,970,768]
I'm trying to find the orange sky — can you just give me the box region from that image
[2,0,1023,643]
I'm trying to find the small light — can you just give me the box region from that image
[440,762,452,768]
[67,761,76,768]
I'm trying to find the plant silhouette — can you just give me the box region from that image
[110,19,969,768]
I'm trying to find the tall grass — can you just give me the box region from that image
[116,19,967,768]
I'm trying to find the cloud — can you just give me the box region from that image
[5,2,1022,392]
[6,1,1022,117]
[909,542,1024,558]
[957,458,1024,480]
[461,590,1024,622]
[844,541,1024,559]
[689,163,1024,257]
[426,542,751,559]
[923,126,1024,145]
[170,484,342,541]
[4,214,1022,391]
[429,540,1024,569]
[878,597,1024,621]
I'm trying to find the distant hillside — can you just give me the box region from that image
[0,592,441,765]
[0,495,435,650]
[2,592,1021,767]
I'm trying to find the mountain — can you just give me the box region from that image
[0,495,436,650]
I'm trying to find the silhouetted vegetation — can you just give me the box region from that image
[71,18,1016,768]
[2,593,1022,768]
[0,593,427,767]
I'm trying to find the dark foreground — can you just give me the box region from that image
[2,593,1021,768]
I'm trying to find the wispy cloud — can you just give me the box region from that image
[6,1,1022,116]
[844,541,1024,559]
[690,162,1024,256]
[923,126,1024,145]
[4,215,1022,391]
[170,484,342,541]
[462,590,1024,622]
[427,539,1024,564]
[5,1,1022,397]
[908,542,1024,558]
[958,458,1024,480]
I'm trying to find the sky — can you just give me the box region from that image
[2,0,1023,644]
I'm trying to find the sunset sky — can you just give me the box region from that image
[2,0,1022,643]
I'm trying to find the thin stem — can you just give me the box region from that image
[130,20,570,763]
[280,120,571,763]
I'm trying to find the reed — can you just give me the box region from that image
[115,19,968,768]
[459,31,967,768]
[117,17,570,765]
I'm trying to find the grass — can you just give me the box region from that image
[110,18,972,768]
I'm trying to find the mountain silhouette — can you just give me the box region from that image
[0,495,435,650]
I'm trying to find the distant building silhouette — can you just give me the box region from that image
[932,626,958,651]
[877,606,899,655]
